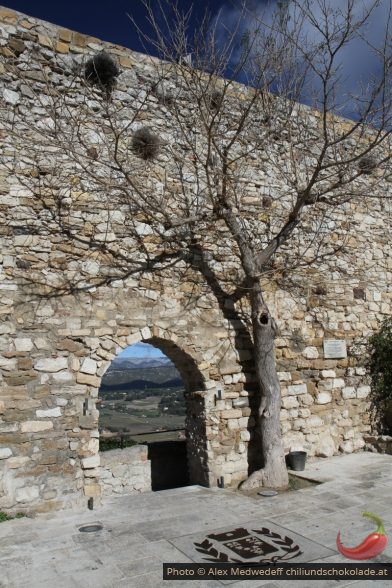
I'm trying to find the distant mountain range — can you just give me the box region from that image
[110,357,173,369]
[100,362,182,393]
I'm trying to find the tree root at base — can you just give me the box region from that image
[240,469,265,490]
[240,467,289,491]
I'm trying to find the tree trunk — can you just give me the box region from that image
[241,281,289,490]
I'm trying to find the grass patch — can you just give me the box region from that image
[99,437,138,452]
[0,511,26,523]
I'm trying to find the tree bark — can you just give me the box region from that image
[241,281,289,489]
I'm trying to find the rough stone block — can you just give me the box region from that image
[36,407,61,418]
[42,490,58,500]
[227,419,239,430]
[59,28,72,42]
[35,357,68,372]
[72,31,88,46]
[56,41,69,53]
[0,357,17,370]
[57,339,83,353]
[302,346,319,359]
[315,434,335,457]
[357,386,371,398]
[21,420,53,433]
[84,483,101,498]
[318,380,334,391]
[321,370,336,378]
[79,416,97,431]
[82,455,100,469]
[316,392,332,404]
[352,438,365,450]
[80,357,97,375]
[0,447,12,459]
[306,415,324,428]
[277,371,291,381]
[15,485,40,502]
[287,383,307,396]
[0,7,18,21]
[76,372,100,387]
[3,88,20,105]
[14,338,34,352]
[339,440,354,453]
[7,456,30,468]
[238,417,249,428]
[342,387,356,399]
[52,371,74,383]
[332,378,345,388]
[84,468,100,478]
[4,371,37,386]
[140,326,152,339]
[292,418,305,431]
[282,396,299,409]
[298,408,311,418]
[38,34,52,48]
[17,357,33,370]
[119,55,136,68]
[240,430,250,442]
[126,332,141,345]
[221,409,242,419]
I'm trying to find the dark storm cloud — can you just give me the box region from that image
[210,0,391,116]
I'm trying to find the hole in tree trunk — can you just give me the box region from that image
[259,313,269,325]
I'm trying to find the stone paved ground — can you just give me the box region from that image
[0,453,391,588]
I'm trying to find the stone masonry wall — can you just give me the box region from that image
[100,445,151,496]
[0,7,391,513]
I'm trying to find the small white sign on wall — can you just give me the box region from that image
[323,339,347,359]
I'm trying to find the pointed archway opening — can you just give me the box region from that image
[98,337,207,491]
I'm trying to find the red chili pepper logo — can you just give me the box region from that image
[337,512,388,560]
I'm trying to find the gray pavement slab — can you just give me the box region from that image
[0,452,391,588]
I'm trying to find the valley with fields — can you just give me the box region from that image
[98,356,186,443]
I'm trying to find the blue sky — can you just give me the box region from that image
[3,0,226,54]
[117,342,166,359]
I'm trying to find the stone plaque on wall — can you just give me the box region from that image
[323,339,347,359]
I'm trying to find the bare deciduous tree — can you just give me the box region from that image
[2,0,391,487]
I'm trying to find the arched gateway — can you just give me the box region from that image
[98,336,209,488]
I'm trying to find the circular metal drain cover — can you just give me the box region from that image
[258,490,278,497]
[79,524,103,533]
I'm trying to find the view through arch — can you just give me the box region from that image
[98,341,190,490]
